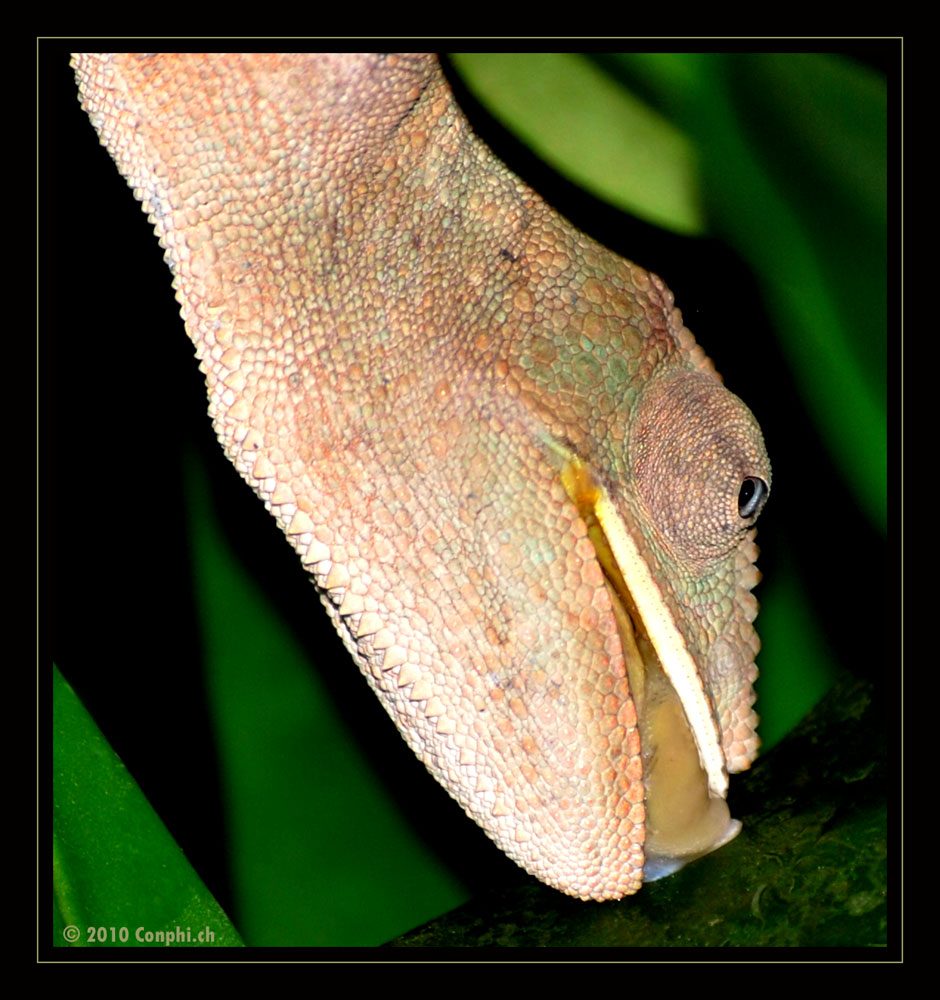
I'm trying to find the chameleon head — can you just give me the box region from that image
[557,365,770,885]
[71,50,771,903]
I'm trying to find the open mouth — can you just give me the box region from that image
[560,457,740,879]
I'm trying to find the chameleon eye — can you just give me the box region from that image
[738,476,768,519]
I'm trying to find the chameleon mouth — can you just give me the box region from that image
[561,459,740,879]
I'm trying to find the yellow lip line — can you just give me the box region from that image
[592,489,727,799]
[551,439,728,801]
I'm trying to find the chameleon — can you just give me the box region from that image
[72,52,770,902]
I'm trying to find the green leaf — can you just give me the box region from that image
[182,451,470,946]
[450,52,704,235]
[52,665,244,948]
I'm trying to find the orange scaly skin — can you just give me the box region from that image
[73,53,770,901]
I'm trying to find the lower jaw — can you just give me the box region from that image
[603,580,738,880]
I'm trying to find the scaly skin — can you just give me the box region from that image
[73,53,770,901]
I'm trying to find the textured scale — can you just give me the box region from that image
[73,53,770,901]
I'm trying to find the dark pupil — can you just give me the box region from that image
[738,477,765,518]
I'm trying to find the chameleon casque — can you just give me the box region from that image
[72,52,770,902]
